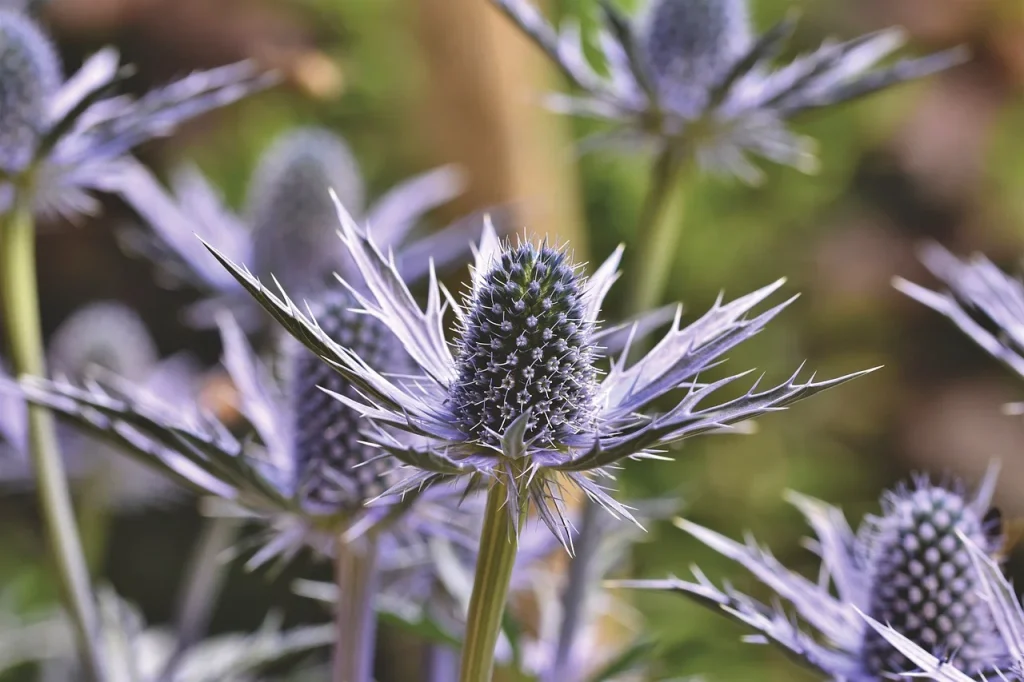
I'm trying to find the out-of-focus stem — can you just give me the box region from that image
[1,192,106,681]
[332,532,381,682]
[459,473,528,682]
[626,146,689,315]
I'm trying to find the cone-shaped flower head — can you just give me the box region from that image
[640,0,751,117]
[199,199,872,549]
[288,290,404,513]
[13,293,465,566]
[859,480,1002,675]
[112,126,470,332]
[0,11,273,217]
[611,467,1008,680]
[492,0,966,181]
[48,301,158,384]
[0,10,60,172]
[450,242,598,444]
[247,129,365,299]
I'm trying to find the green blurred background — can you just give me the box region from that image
[3,0,1024,679]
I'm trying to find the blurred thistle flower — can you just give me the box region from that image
[611,467,1008,679]
[202,201,872,549]
[1,301,201,510]
[492,0,966,182]
[114,126,472,330]
[0,587,333,681]
[861,527,1024,681]
[895,244,1024,384]
[16,290,467,568]
[0,10,273,218]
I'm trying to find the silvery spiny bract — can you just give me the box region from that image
[1,301,198,509]
[204,198,872,549]
[115,126,470,330]
[611,468,1008,680]
[861,525,1024,681]
[16,291,460,567]
[895,244,1024,385]
[0,10,272,217]
[492,0,965,181]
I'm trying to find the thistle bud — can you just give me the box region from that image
[288,291,404,512]
[48,302,158,384]
[245,128,365,299]
[0,11,60,172]
[639,0,752,115]
[451,243,598,445]
[860,482,1003,675]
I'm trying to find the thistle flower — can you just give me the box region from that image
[861,528,1024,681]
[894,244,1024,383]
[0,9,273,217]
[611,468,1008,680]
[492,0,966,181]
[201,200,872,548]
[16,290,464,567]
[1,301,200,509]
[114,126,471,330]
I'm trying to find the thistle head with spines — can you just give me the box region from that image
[450,241,599,446]
[0,10,59,173]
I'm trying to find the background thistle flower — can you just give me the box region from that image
[0,10,60,173]
[114,126,472,331]
[492,0,966,180]
[611,468,1008,680]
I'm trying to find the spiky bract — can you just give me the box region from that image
[451,243,598,445]
[492,0,965,181]
[199,199,872,548]
[611,468,1008,681]
[0,10,59,172]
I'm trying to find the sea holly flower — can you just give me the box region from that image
[611,468,1009,680]
[200,199,873,548]
[0,9,273,217]
[114,126,472,330]
[15,290,465,567]
[1,301,200,509]
[895,244,1024,382]
[491,0,966,181]
[861,530,1024,681]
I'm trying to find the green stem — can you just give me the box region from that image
[459,474,528,682]
[625,145,690,315]
[1,197,105,680]
[77,469,113,575]
[332,531,381,682]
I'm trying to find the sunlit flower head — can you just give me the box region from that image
[0,9,273,217]
[611,467,1008,680]
[492,0,965,182]
[114,126,472,330]
[16,291,465,568]
[203,197,872,550]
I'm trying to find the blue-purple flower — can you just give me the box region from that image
[0,9,273,217]
[114,126,471,330]
[612,468,1008,680]
[16,291,466,567]
[202,198,872,548]
[492,0,965,181]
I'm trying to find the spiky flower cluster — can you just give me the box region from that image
[451,243,598,445]
[0,11,58,172]
[859,481,1001,675]
[493,0,965,180]
[288,291,405,512]
[612,469,1007,681]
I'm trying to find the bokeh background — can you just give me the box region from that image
[2,0,1024,679]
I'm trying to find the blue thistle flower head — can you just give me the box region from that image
[492,0,966,182]
[48,301,158,384]
[200,199,873,549]
[0,11,273,217]
[0,10,60,173]
[451,241,599,445]
[612,465,1008,680]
